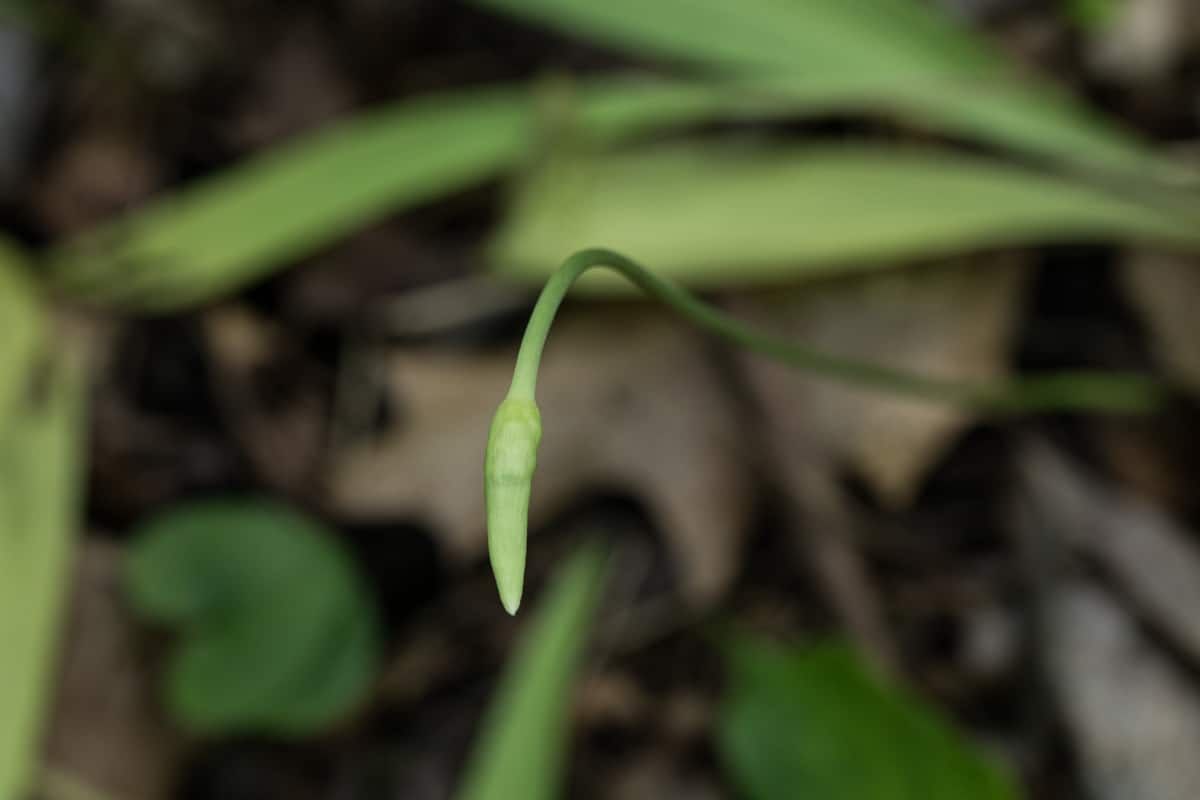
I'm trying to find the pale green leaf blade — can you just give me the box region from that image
[44,79,796,312]
[0,355,86,800]
[474,0,1000,77]
[719,637,1018,800]
[489,144,1200,290]
[47,88,532,310]
[471,0,1171,177]
[456,542,609,800]
[0,238,42,438]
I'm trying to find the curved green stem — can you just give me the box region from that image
[508,248,1161,412]
[486,248,1163,614]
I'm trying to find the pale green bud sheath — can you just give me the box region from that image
[485,397,541,615]
[485,248,1163,613]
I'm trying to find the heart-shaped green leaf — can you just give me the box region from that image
[125,499,381,736]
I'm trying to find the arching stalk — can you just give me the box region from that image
[485,248,1162,614]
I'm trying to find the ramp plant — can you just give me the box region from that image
[483,247,1163,613]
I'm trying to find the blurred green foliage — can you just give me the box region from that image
[25,0,1197,316]
[471,0,1163,175]
[1064,0,1121,31]
[0,240,41,439]
[491,144,1199,290]
[457,543,609,800]
[0,357,84,800]
[45,79,799,312]
[35,0,1193,313]
[124,499,381,735]
[719,637,1018,800]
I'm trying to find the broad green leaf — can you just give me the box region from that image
[0,238,42,438]
[0,355,85,800]
[471,0,1169,176]
[45,79,803,312]
[456,542,609,800]
[718,637,1018,800]
[489,144,1200,290]
[124,499,381,735]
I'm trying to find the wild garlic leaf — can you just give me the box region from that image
[490,144,1200,290]
[471,0,1168,177]
[0,356,85,800]
[0,238,41,439]
[44,79,798,312]
[457,542,609,800]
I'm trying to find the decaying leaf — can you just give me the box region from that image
[327,307,753,607]
[605,755,723,800]
[1018,441,1200,666]
[202,306,326,494]
[45,540,183,800]
[1016,442,1200,800]
[32,130,162,236]
[227,22,356,150]
[731,254,1028,507]
[1086,0,1194,83]
[1043,581,1200,800]
[1120,251,1200,395]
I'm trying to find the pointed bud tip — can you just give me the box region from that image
[502,593,521,616]
[498,578,523,615]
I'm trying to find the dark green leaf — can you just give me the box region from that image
[124,499,381,736]
[1064,0,1120,31]
[718,637,1017,800]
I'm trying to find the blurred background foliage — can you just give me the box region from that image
[1,0,1200,798]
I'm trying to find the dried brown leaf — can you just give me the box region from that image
[1015,441,1200,800]
[1018,441,1200,666]
[203,306,326,494]
[45,541,183,800]
[1120,251,1200,395]
[327,307,753,607]
[1044,581,1200,800]
[731,254,1028,508]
